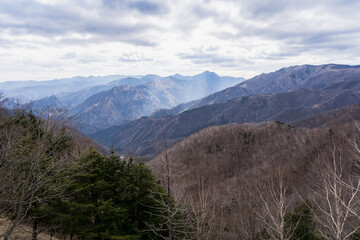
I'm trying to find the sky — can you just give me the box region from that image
[0,0,360,81]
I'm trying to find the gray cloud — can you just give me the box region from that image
[128,1,164,14]
[206,0,360,60]
[61,52,77,59]
[57,35,156,47]
[1,0,359,51]
[192,4,219,19]
[118,53,154,62]
[0,0,163,46]
[0,38,13,46]
[179,50,236,65]
[0,0,360,81]
[102,0,169,15]
[240,0,289,19]
[78,58,102,64]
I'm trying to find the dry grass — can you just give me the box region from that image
[0,218,62,240]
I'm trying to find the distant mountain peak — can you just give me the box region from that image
[191,71,220,81]
[142,74,157,77]
[32,95,64,110]
[141,74,162,81]
[198,70,218,76]
[172,73,183,78]
[39,94,57,100]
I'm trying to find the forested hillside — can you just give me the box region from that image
[3,65,360,239]
[0,97,178,240]
[2,0,360,238]
[92,79,360,160]
[149,118,360,239]
[2,89,360,239]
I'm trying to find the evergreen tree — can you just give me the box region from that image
[50,149,169,240]
[0,109,74,239]
[285,201,320,240]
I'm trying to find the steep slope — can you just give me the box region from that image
[72,85,162,134]
[74,72,244,133]
[146,118,360,238]
[153,64,360,117]
[62,85,113,108]
[61,76,158,108]
[291,103,360,128]
[240,64,360,93]
[91,80,360,160]
[31,95,64,110]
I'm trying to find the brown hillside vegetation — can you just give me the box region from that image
[292,103,360,128]
[92,79,360,160]
[0,219,61,240]
[149,121,360,239]
[149,122,328,197]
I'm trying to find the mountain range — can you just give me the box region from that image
[0,75,133,100]
[3,63,360,160]
[151,64,360,117]
[71,72,242,132]
[3,63,360,239]
[21,72,242,133]
[90,64,360,160]
[1,71,244,134]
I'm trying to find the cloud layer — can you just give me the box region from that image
[0,0,359,81]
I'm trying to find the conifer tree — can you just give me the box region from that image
[49,149,169,240]
[0,109,74,239]
[285,201,320,240]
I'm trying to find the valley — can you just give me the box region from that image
[2,64,360,239]
[2,0,360,238]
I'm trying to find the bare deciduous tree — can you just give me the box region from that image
[0,106,75,239]
[145,122,193,240]
[310,132,360,240]
[255,167,299,240]
[184,176,221,240]
[228,180,260,240]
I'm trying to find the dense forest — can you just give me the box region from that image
[1,95,360,240]
[1,0,359,236]
[149,106,360,240]
[0,97,178,240]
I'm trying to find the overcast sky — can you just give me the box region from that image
[0,0,360,81]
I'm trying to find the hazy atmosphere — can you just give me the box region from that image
[1,0,360,81]
[3,1,360,239]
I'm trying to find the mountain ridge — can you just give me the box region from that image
[69,72,244,133]
[151,64,360,118]
[91,79,360,160]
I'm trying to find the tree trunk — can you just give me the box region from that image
[32,218,39,240]
[3,201,25,240]
[50,226,54,240]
